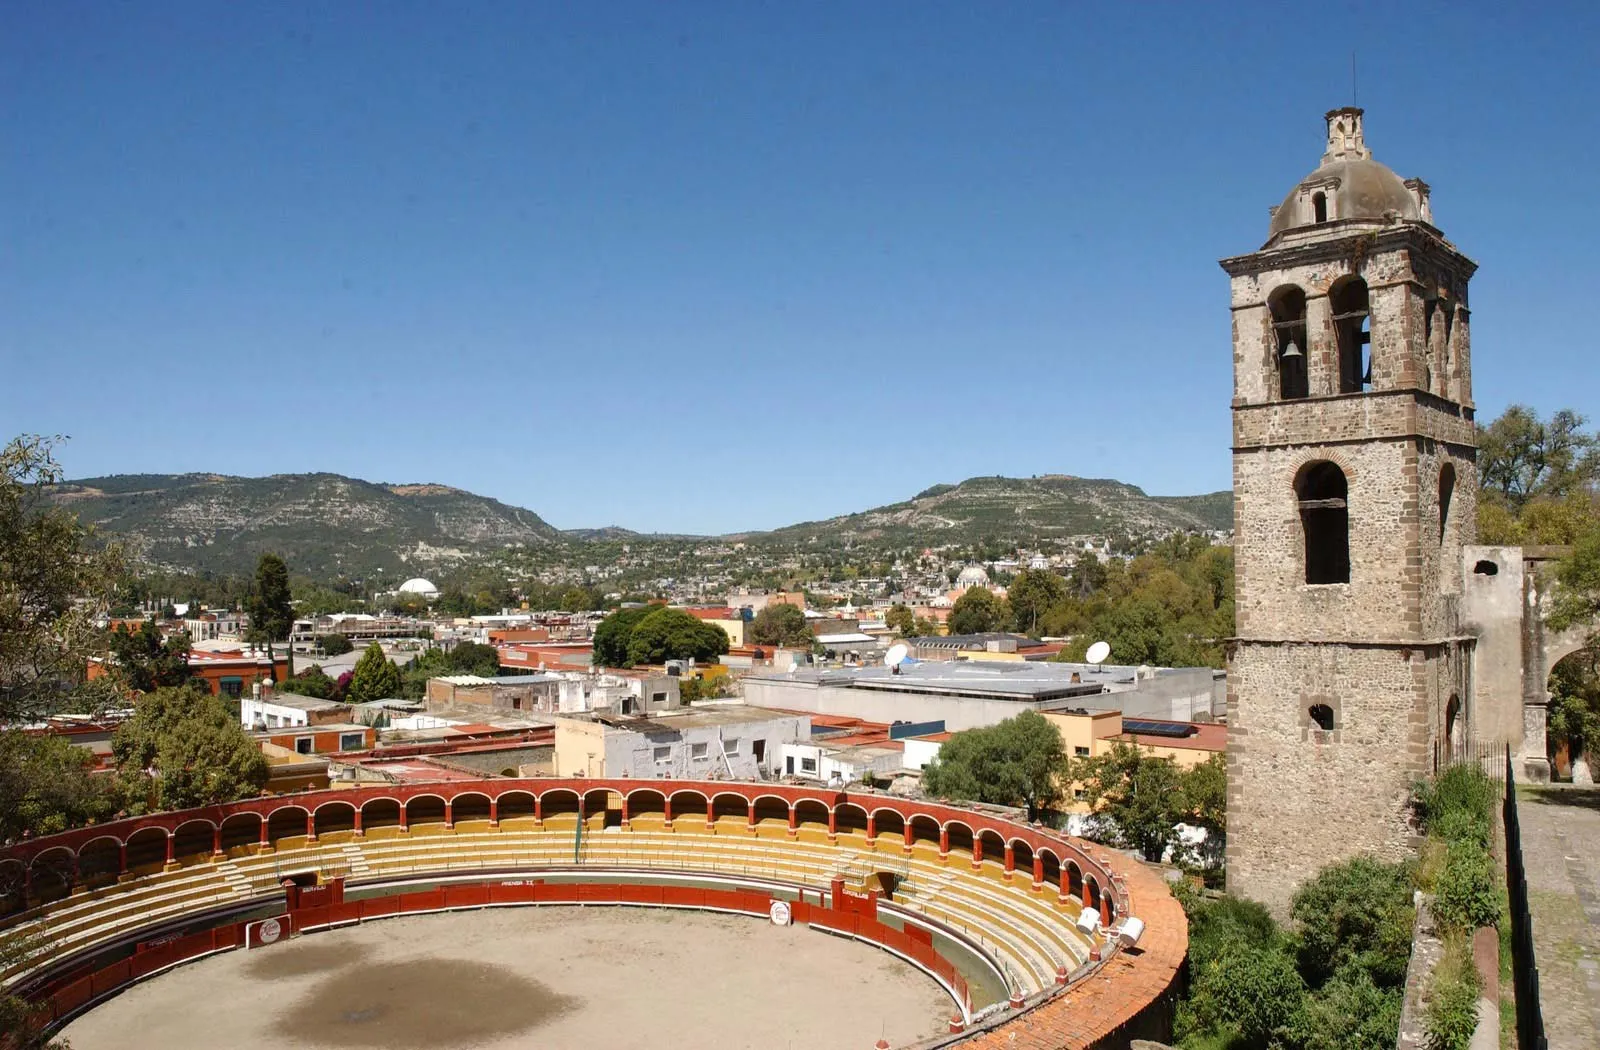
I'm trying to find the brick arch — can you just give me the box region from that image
[76,836,123,886]
[264,805,310,844]
[869,806,904,843]
[313,801,357,838]
[360,798,402,832]
[944,820,975,857]
[495,791,536,823]
[792,798,830,834]
[665,789,707,826]
[452,792,493,825]
[219,812,263,852]
[1287,448,1357,485]
[750,794,789,829]
[833,802,869,837]
[539,788,581,825]
[908,813,941,849]
[1037,846,1063,891]
[710,791,748,826]
[624,788,668,825]
[1009,838,1035,877]
[405,795,448,827]
[170,819,216,863]
[124,826,169,874]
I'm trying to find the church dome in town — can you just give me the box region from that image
[955,564,991,590]
[1267,108,1424,242]
[397,577,439,596]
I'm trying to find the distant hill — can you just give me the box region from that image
[735,475,1233,547]
[49,473,561,578]
[49,471,1232,579]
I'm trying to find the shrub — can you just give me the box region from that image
[1413,765,1494,847]
[1425,937,1482,1050]
[1185,942,1306,1047]
[1433,841,1500,932]
[1291,856,1416,989]
[1187,894,1282,971]
[1290,964,1405,1050]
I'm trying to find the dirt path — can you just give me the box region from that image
[60,907,954,1050]
[1517,785,1600,1050]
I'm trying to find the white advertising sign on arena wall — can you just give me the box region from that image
[246,915,289,948]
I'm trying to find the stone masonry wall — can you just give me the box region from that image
[1233,438,1418,640]
[1226,640,1437,916]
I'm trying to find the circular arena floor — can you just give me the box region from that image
[60,908,954,1049]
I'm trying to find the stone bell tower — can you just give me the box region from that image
[1220,109,1480,915]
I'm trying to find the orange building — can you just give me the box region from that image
[92,649,289,699]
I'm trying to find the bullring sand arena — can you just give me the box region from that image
[59,908,954,1049]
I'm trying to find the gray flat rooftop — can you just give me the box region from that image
[264,693,349,711]
[564,704,802,733]
[750,660,1149,702]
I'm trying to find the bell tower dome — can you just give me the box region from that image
[1220,110,1480,915]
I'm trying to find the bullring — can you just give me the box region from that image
[1,778,1184,1048]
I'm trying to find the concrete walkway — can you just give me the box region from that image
[1515,785,1600,1050]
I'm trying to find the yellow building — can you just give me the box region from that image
[1042,709,1225,813]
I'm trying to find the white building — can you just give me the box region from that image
[779,740,902,785]
[553,705,810,779]
[242,692,350,730]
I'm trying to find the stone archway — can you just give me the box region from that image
[1545,640,1600,780]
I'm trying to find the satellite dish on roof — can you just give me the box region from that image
[1085,640,1111,666]
[884,643,910,668]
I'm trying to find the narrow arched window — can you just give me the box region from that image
[1438,464,1455,546]
[1330,277,1371,393]
[1297,461,1350,584]
[1268,285,1309,400]
[1312,192,1328,224]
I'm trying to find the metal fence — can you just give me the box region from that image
[1503,744,1549,1050]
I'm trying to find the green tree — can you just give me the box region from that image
[560,586,602,612]
[347,642,402,703]
[748,603,813,647]
[911,615,942,637]
[1072,741,1186,862]
[1479,405,1600,513]
[280,663,336,700]
[0,923,72,1048]
[626,608,730,666]
[884,603,915,635]
[1006,568,1069,635]
[921,711,1065,820]
[593,606,658,667]
[246,552,295,679]
[317,632,354,656]
[948,587,1011,635]
[1547,643,1600,768]
[112,685,269,811]
[0,434,124,721]
[0,729,119,842]
[108,621,193,692]
[1179,753,1228,869]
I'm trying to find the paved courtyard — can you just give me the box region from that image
[1517,785,1600,1050]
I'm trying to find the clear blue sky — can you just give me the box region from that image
[4,2,1596,534]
